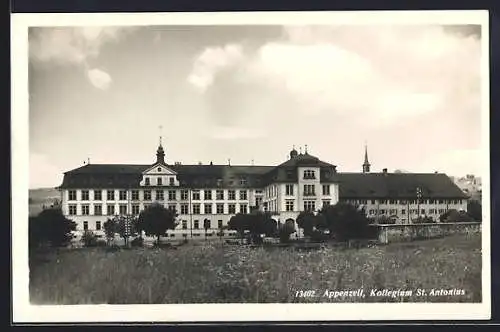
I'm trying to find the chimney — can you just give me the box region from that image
[382,168,388,174]
[210,161,213,166]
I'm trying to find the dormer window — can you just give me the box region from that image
[145,177,150,186]
[157,177,162,186]
[303,170,316,179]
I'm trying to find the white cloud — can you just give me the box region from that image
[29,152,63,189]
[188,25,481,127]
[187,44,244,92]
[419,149,482,176]
[87,68,112,90]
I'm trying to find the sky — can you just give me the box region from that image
[28,24,483,189]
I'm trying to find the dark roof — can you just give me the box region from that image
[60,164,275,189]
[337,172,468,199]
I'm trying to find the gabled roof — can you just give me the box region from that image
[337,172,468,199]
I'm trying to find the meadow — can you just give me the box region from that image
[29,233,482,304]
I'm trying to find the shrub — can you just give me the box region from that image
[279,220,296,243]
[318,202,372,241]
[29,208,77,248]
[413,216,435,224]
[310,230,329,243]
[81,230,98,247]
[131,237,144,248]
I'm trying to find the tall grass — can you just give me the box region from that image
[29,233,482,304]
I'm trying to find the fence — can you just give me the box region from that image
[371,222,481,244]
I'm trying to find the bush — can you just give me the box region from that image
[279,221,296,243]
[310,230,329,243]
[131,237,144,248]
[413,216,435,224]
[81,230,98,247]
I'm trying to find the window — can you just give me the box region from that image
[240,178,247,186]
[322,200,331,207]
[438,199,444,204]
[94,190,102,201]
[157,167,162,172]
[119,205,127,215]
[107,205,115,215]
[181,190,188,200]
[322,185,330,196]
[182,220,188,229]
[194,220,199,229]
[303,170,316,179]
[204,190,212,200]
[286,200,294,212]
[69,190,77,201]
[421,209,425,215]
[132,204,140,215]
[131,190,139,200]
[94,204,102,216]
[359,199,368,204]
[83,221,88,231]
[380,199,387,204]
[180,204,189,214]
[156,190,164,201]
[400,200,407,205]
[371,200,376,204]
[255,197,262,207]
[389,199,397,204]
[145,178,150,186]
[401,209,406,215]
[255,190,263,194]
[119,190,127,200]
[303,184,315,196]
[429,199,435,204]
[239,190,248,200]
[218,220,223,229]
[304,201,316,212]
[107,190,115,201]
[216,190,224,200]
[204,204,212,214]
[216,203,224,214]
[69,204,77,215]
[193,204,201,214]
[168,190,176,200]
[369,209,375,215]
[228,190,236,200]
[192,190,200,200]
[144,190,152,201]
[390,209,397,214]
[82,204,90,215]
[228,204,236,214]
[157,177,162,186]
[286,184,294,196]
[82,190,89,201]
[240,204,248,214]
[169,177,175,185]
[168,204,176,212]
[379,209,386,215]
[96,221,101,231]
[439,209,445,214]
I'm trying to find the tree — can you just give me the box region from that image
[413,216,435,224]
[228,211,277,244]
[441,209,475,223]
[81,230,98,247]
[29,207,77,248]
[228,213,248,240]
[137,203,178,246]
[296,211,316,237]
[467,200,482,222]
[103,218,116,246]
[279,219,296,243]
[111,215,137,247]
[317,202,371,241]
[203,218,210,241]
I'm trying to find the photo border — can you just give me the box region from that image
[11,10,492,323]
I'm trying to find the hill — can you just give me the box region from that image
[29,187,60,216]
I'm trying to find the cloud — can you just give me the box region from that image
[29,26,135,89]
[187,44,244,92]
[187,25,481,128]
[86,68,112,90]
[419,149,483,176]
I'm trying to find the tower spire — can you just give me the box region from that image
[159,125,163,147]
[156,125,165,164]
[363,141,371,173]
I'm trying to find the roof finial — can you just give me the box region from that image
[228,158,231,166]
[305,144,308,154]
[299,146,302,154]
[159,125,163,146]
[88,157,90,165]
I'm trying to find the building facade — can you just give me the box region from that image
[58,143,468,237]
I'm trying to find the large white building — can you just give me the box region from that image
[57,142,468,237]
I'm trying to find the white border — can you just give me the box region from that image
[12,10,491,323]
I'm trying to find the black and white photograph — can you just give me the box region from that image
[12,10,490,322]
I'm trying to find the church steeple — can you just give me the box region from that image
[362,142,370,173]
[156,126,165,164]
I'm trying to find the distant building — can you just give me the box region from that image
[450,174,482,202]
[57,141,468,236]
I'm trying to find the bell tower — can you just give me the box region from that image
[362,142,371,173]
[156,126,166,164]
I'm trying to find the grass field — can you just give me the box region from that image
[29,233,482,304]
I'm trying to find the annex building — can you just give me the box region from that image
[58,142,468,237]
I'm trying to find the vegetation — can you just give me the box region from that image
[440,209,476,223]
[296,211,316,237]
[29,208,77,249]
[29,233,481,304]
[278,219,296,243]
[228,211,278,244]
[317,202,372,241]
[467,200,482,222]
[137,203,178,246]
[81,230,98,247]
